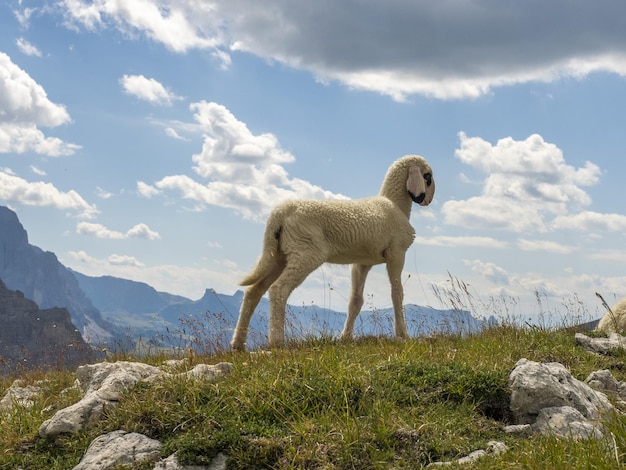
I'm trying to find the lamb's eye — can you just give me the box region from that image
[424,172,432,186]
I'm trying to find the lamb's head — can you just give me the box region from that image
[405,156,435,206]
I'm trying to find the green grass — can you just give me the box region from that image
[2,322,626,469]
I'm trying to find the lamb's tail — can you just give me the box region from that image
[239,209,286,286]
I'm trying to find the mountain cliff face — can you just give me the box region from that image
[0,278,95,375]
[0,206,114,343]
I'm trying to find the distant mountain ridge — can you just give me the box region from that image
[0,206,114,343]
[1,205,492,356]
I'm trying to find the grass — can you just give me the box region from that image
[0,277,624,469]
[1,322,626,469]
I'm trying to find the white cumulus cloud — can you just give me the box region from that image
[120,74,182,106]
[0,52,79,156]
[442,133,602,232]
[0,169,97,218]
[145,101,346,220]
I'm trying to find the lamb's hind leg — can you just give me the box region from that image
[231,262,285,351]
[340,264,372,340]
[268,256,324,348]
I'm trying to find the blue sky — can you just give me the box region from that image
[1,1,626,322]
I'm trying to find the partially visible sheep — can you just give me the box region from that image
[231,155,435,351]
[597,296,626,333]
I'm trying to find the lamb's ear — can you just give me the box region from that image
[406,165,425,198]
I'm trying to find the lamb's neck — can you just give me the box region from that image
[379,187,412,218]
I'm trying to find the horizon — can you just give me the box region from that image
[1,2,625,323]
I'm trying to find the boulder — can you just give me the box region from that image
[508,358,613,425]
[507,358,613,440]
[73,431,161,470]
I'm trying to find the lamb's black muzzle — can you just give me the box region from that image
[409,191,426,204]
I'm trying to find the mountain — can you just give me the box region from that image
[0,206,114,343]
[0,278,96,375]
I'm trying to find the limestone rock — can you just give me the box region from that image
[508,358,613,426]
[586,369,626,403]
[39,360,233,437]
[575,332,626,355]
[0,379,43,412]
[532,406,605,440]
[40,361,162,437]
[73,431,161,470]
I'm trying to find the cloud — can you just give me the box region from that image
[13,6,36,28]
[0,52,79,156]
[95,186,113,199]
[76,221,160,240]
[442,133,601,232]
[59,1,626,100]
[516,239,576,254]
[165,127,187,140]
[107,254,144,267]
[136,181,161,198]
[464,259,510,286]
[144,101,346,220]
[551,211,626,233]
[119,74,182,106]
[0,169,97,218]
[16,38,42,57]
[60,0,221,54]
[0,123,81,156]
[413,235,508,249]
[30,165,46,176]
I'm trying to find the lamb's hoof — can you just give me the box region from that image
[231,341,246,352]
[338,333,353,342]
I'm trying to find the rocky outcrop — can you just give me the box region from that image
[0,206,113,342]
[0,279,95,375]
[39,360,233,438]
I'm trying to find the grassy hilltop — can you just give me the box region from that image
[2,287,626,469]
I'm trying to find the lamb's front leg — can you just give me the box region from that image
[386,258,408,339]
[341,264,372,340]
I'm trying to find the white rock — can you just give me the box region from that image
[40,361,162,437]
[0,380,43,412]
[532,406,605,440]
[508,358,613,425]
[575,332,626,355]
[73,431,161,470]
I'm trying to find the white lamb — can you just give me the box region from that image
[231,155,435,351]
[596,296,626,333]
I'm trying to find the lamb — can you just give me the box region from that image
[231,155,435,351]
[596,296,626,333]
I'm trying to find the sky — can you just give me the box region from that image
[1,0,626,323]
